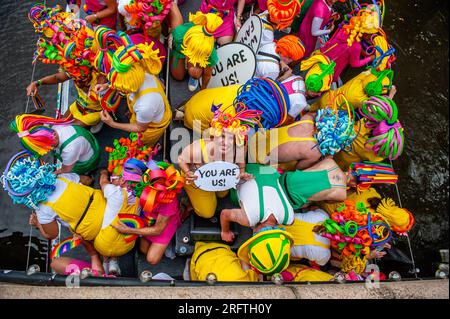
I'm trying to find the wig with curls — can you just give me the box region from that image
[267,0,303,30]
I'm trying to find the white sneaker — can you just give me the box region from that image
[183,258,191,281]
[107,257,121,276]
[188,76,199,92]
[90,121,104,134]
[173,109,185,121]
[102,260,109,274]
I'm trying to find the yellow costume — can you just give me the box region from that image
[190,242,260,282]
[183,139,229,218]
[183,85,239,132]
[333,119,384,171]
[284,210,331,266]
[41,177,139,257]
[94,189,139,257]
[310,69,393,111]
[281,264,334,282]
[127,75,172,147]
[68,73,103,126]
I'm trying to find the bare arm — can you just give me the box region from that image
[54,163,76,175]
[39,220,60,240]
[220,208,250,242]
[100,110,148,133]
[167,3,183,31]
[26,71,70,96]
[99,169,110,191]
[85,0,117,23]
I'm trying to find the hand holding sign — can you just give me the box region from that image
[194,161,241,192]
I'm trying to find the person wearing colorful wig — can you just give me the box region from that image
[256,0,302,49]
[299,51,336,97]
[220,158,347,242]
[255,34,305,81]
[199,0,246,45]
[94,27,172,147]
[178,106,261,219]
[247,106,356,170]
[319,6,380,82]
[298,0,339,58]
[333,95,404,170]
[310,67,396,111]
[170,11,223,91]
[26,4,113,130]
[84,0,118,29]
[10,114,100,175]
[117,0,183,62]
[1,153,142,263]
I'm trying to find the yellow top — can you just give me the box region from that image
[284,217,330,249]
[190,242,260,282]
[282,264,334,282]
[41,177,106,241]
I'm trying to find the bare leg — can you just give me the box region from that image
[217,35,234,46]
[170,56,187,81]
[200,66,213,90]
[146,242,169,265]
[139,238,151,255]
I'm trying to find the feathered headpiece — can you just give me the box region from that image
[209,104,262,146]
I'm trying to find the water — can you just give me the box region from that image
[0,0,448,277]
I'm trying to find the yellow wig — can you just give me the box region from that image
[343,5,380,47]
[181,12,223,68]
[300,52,335,92]
[376,198,415,233]
[109,42,163,93]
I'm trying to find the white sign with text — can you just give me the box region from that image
[194,161,240,191]
[208,43,256,88]
[236,15,262,53]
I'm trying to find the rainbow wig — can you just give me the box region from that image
[376,198,414,234]
[267,0,302,30]
[234,77,290,129]
[29,3,96,87]
[209,104,262,147]
[1,151,58,210]
[360,95,404,160]
[181,12,223,68]
[343,5,380,47]
[300,52,335,93]
[275,35,305,62]
[94,26,163,93]
[123,0,173,32]
[10,114,74,157]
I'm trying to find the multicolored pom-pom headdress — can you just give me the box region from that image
[360,95,404,160]
[28,3,96,87]
[209,104,263,147]
[122,0,173,32]
[267,0,303,31]
[314,93,357,156]
[1,151,58,210]
[343,5,380,47]
[94,26,163,93]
